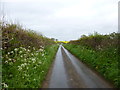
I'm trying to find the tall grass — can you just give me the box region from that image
[1,22,59,88]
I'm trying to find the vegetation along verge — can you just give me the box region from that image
[63,32,120,88]
[1,22,59,88]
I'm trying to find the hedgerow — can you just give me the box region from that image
[1,22,58,88]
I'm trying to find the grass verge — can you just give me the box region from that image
[63,44,119,88]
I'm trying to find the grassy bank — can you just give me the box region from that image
[63,32,119,88]
[1,22,59,88]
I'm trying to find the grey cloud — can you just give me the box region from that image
[2,0,118,41]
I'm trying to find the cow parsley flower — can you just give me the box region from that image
[27,49,30,52]
[14,48,18,51]
[42,71,44,73]
[19,51,22,54]
[8,58,12,61]
[20,55,23,58]
[39,61,42,64]
[2,83,8,88]
[18,66,22,71]
[11,51,14,53]
[42,54,44,56]
[8,52,10,55]
[5,61,8,63]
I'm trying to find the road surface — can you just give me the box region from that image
[42,45,113,88]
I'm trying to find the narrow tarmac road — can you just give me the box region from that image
[42,45,113,88]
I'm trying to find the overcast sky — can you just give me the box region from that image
[1,0,119,41]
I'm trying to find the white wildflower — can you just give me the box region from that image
[20,47,23,49]
[33,47,35,50]
[24,59,27,61]
[14,48,18,51]
[24,48,26,51]
[40,46,44,49]
[39,61,42,64]
[42,53,44,56]
[4,42,7,44]
[8,52,10,55]
[5,61,8,63]
[20,63,27,67]
[42,71,44,73]
[24,54,27,56]
[20,55,23,58]
[27,49,30,52]
[8,58,11,61]
[2,83,8,88]
[26,67,29,70]
[19,51,22,54]
[24,74,27,76]
[32,58,35,61]
[11,51,14,53]
[32,58,36,63]
[24,63,27,66]
[18,66,22,71]
[39,49,43,52]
